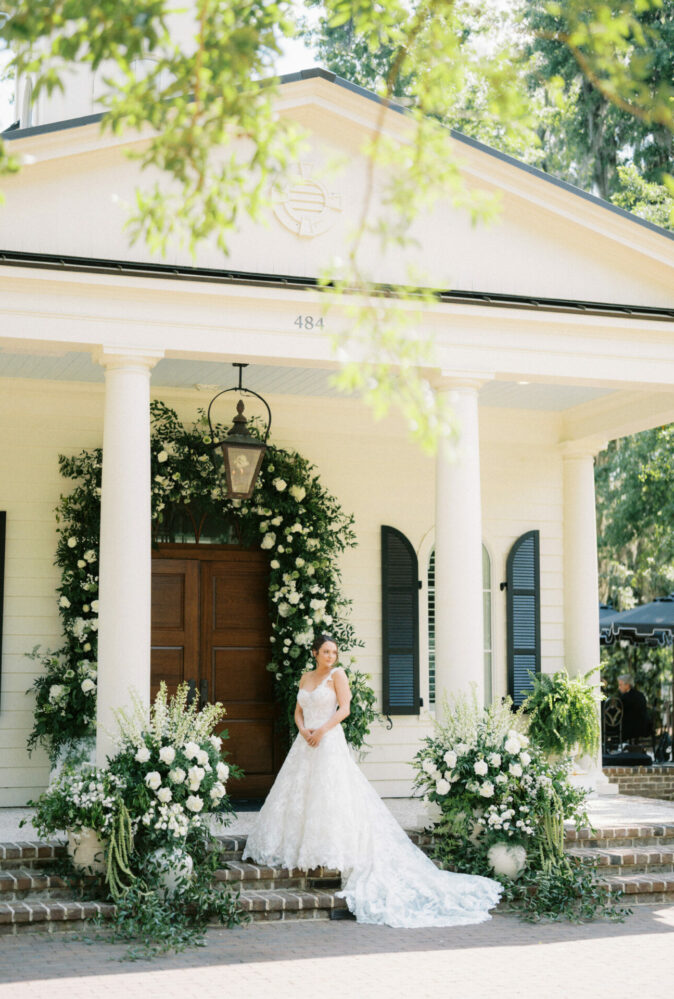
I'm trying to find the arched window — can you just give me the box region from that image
[428,544,492,705]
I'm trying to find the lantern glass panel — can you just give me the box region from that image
[221,442,265,499]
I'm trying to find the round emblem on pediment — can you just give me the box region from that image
[273,163,343,238]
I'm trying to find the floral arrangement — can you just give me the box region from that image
[412,691,624,921]
[27,400,377,761]
[27,684,242,954]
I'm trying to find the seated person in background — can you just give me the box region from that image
[617,673,651,742]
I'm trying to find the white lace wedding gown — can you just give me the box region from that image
[242,669,502,927]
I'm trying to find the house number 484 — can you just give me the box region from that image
[294,315,324,329]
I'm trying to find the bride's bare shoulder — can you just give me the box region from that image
[298,670,315,689]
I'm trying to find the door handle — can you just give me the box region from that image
[199,678,209,705]
[186,678,197,707]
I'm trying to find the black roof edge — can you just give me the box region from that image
[0,248,671,320]
[4,67,671,245]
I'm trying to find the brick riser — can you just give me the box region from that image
[603,766,674,801]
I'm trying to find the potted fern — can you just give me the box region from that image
[522,669,600,760]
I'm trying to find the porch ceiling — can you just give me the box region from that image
[0,347,618,410]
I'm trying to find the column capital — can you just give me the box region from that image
[559,436,607,460]
[431,369,495,393]
[93,345,164,371]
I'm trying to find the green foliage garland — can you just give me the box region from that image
[28,400,376,762]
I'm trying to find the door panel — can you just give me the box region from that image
[151,547,280,800]
[151,559,199,701]
[201,553,281,798]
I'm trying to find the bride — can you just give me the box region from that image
[242,634,502,927]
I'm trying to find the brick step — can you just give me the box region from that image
[0,867,106,903]
[235,886,350,922]
[0,842,66,870]
[0,899,116,935]
[215,860,341,891]
[564,824,674,848]
[566,844,674,876]
[599,871,674,906]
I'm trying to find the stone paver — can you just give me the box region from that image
[0,906,674,999]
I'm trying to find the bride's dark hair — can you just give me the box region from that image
[311,633,338,654]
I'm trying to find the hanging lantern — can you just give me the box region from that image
[206,363,271,500]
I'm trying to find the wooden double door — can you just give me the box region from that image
[151,545,283,798]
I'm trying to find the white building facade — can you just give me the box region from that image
[0,66,673,805]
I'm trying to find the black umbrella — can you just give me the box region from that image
[599,603,621,646]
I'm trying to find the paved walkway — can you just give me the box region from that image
[1,906,673,999]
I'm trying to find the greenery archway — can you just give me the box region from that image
[29,401,377,763]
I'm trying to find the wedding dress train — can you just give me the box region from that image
[242,669,502,927]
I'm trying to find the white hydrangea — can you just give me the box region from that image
[157,786,173,804]
[455,743,470,755]
[145,771,162,791]
[159,745,176,765]
[479,781,495,798]
[422,758,436,774]
[48,684,65,703]
[216,762,230,782]
[287,591,301,605]
[59,596,71,609]
[183,742,200,760]
[435,778,451,796]
[509,762,523,778]
[196,749,210,767]
[504,737,520,755]
[272,478,287,492]
[290,485,306,501]
[169,768,186,785]
[495,773,508,784]
[488,753,502,767]
[209,735,223,751]
[278,602,291,617]
[186,795,204,813]
[520,752,531,767]
[474,760,489,776]
[210,782,226,800]
[443,750,457,769]
[135,745,151,763]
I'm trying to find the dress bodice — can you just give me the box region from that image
[297,674,338,729]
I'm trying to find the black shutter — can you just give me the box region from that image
[381,525,420,714]
[506,530,540,706]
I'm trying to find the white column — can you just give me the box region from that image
[561,437,616,794]
[95,347,163,764]
[434,373,491,708]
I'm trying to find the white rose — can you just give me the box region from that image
[260,533,276,550]
[504,738,520,755]
[443,750,457,769]
[169,768,186,784]
[295,557,305,568]
[288,592,301,605]
[186,795,204,813]
[488,753,502,767]
[196,749,209,767]
[59,596,71,608]
[157,450,168,463]
[84,550,96,562]
[81,678,96,694]
[495,773,508,784]
[270,559,280,569]
[91,600,99,613]
[273,478,287,492]
[183,741,200,761]
[210,782,226,800]
[48,684,65,702]
[135,745,151,763]
[435,778,451,796]
[520,752,531,767]
[509,763,523,778]
[474,760,488,776]
[271,516,283,526]
[77,559,86,568]
[209,735,223,751]
[188,765,205,790]
[145,771,161,791]
[216,762,230,782]
[67,537,78,548]
[290,485,306,502]
[157,786,173,803]
[159,746,176,765]
[479,781,495,798]
[278,602,291,617]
